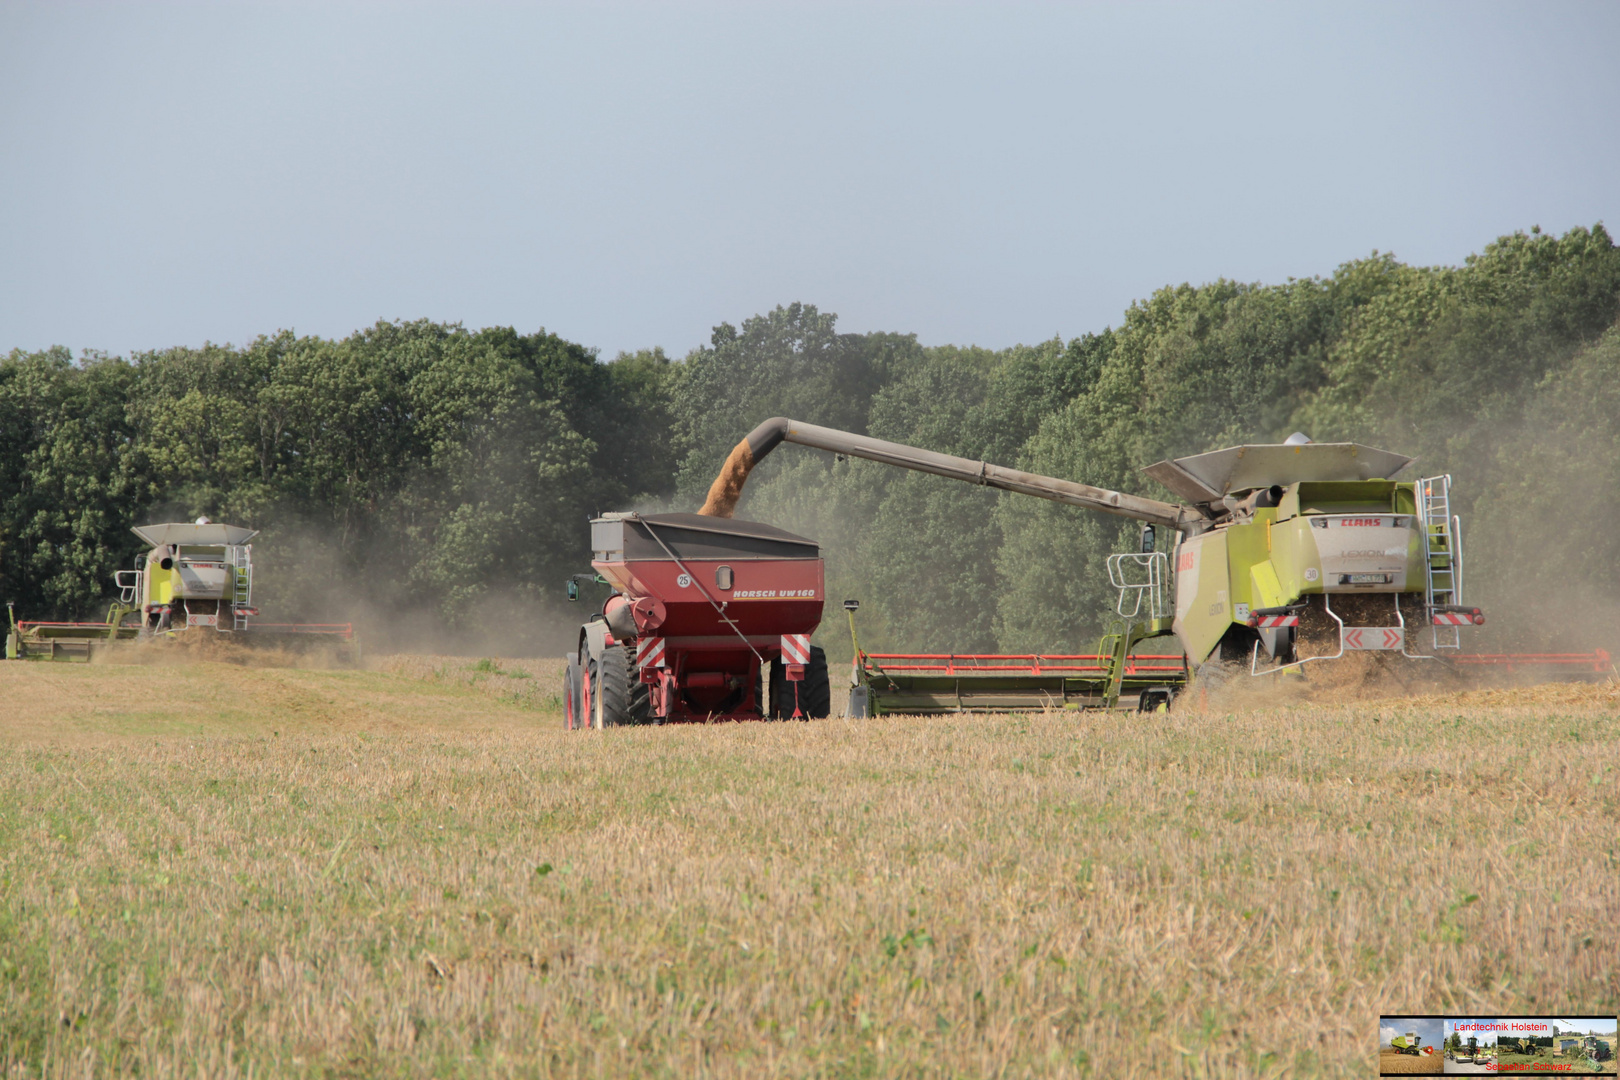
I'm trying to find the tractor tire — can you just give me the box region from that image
[769,645,830,720]
[564,658,582,730]
[597,645,651,727]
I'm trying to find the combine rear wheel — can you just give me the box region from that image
[597,645,651,726]
[769,645,831,719]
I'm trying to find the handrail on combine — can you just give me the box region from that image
[1107,551,1172,620]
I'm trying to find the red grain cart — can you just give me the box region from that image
[565,513,829,727]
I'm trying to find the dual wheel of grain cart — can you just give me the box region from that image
[564,513,831,727]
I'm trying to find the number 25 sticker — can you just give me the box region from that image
[676,573,692,588]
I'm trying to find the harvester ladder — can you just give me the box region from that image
[1107,551,1171,620]
[230,545,253,631]
[1418,475,1463,649]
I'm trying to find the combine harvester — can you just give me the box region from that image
[684,418,1612,713]
[6,520,357,664]
[1389,1032,1429,1057]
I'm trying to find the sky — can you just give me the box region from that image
[1381,1017,1443,1050]
[3,1,1618,361]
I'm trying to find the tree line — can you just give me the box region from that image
[4,224,1617,655]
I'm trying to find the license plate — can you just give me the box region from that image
[1344,573,1390,584]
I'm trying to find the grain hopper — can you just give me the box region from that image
[564,512,827,726]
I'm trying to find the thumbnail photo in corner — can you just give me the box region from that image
[1382,1017,1443,1075]
[1486,1017,1616,1075]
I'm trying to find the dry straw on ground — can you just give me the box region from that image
[1374,1049,1441,1074]
[1,659,1616,1078]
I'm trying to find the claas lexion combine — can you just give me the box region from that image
[1390,1032,1427,1057]
[6,520,356,663]
[697,419,1501,714]
[567,414,1614,723]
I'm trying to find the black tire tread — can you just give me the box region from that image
[564,659,581,730]
[769,645,831,719]
[599,644,652,726]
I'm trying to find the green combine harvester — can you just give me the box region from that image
[696,418,1508,711]
[6,519,357,663]
[1389,1032,1425,1056]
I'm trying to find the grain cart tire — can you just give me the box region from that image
[769,645,831,719]
[597,645,651,727]
[564,658,582,730]
[588,656,602,730]
[629,663,651,723]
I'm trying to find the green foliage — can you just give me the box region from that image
[0,348,141,615]
[0,322,673,646]
[5,223,1617,658]
[670,302,905,506]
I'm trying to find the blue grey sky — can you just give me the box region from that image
[3,1,1617,361]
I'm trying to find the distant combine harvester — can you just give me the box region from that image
[6,519,357,664]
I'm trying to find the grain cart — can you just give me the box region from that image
[6,519,357,662]
[564,512,828,727]
[697,418,1488,680]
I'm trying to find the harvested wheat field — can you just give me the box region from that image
[1,658,1617,1079]
[1375,1049,1441,1074]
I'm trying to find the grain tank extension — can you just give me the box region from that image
[700,418,1485,670]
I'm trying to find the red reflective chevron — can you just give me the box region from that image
[1343,627,1404,650]
[780,633,811,665]
[636,636,666,668]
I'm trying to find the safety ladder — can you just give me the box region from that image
[1417,475,1463,649]
[230,544,253,630]
[1107,551,1172,620]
